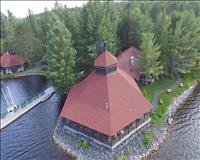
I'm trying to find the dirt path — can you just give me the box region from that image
[152,73,181,111]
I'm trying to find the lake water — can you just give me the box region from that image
[1,76,72,160]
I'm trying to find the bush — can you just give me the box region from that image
[117,154,129,160]
[64,132,72,144]
[117,149,131,160]
[142,128,155,146]
[78,139,90,149]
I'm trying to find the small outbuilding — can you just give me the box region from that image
[117,46,142,81]
[60,44,152,149]
[0,53,26,74]
[117,46,155,84]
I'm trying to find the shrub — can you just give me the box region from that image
[78,139,90,149]
[117,154,129,160]
[141,128,155,146]
[117,149,131,160]
[64,132,72,144]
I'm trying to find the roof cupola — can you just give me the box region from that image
[94,42,118,75]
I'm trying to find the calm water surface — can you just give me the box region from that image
[1,76,72,160]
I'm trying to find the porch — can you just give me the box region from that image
[61,112,151,149]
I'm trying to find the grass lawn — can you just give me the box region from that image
[151,72,198,126]
[139,76,176,103]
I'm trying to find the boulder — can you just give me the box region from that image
[159,99,163,104]
[180,83,183,87]
[167,89,172,93]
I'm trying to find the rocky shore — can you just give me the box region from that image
[53,86,195,160]
[137,85,195,160]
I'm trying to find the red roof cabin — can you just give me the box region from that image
[117,46,142,81]
[60,43,152,149]
[1,53,26,74]
[1,52,26,74]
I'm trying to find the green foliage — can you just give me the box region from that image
[118,6,153,50]
[1,38,5,54]
[3,10,18,53]
[142,129,155,146]
[64,131,72,144]
[171,11,200,74]
[78,1,119,73]
[151,71,198,126]
[137,32,163,79]
[1,1,199,87]
[117,149,131,160]
[78,139,90,149]
[46,14,77,94]
[154,9,173,75]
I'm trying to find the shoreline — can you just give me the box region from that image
[137,85,196,160]
[53,85,196,160]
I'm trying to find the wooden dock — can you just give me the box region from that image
[0,87,55,129]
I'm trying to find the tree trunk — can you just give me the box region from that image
[145,75,148,85]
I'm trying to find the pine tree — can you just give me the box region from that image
[46,14,77,93]
[14,23,33,56]
[131,8,153,47]
[154,9,174,75]
[4,10,17,53]
[171,11,200,74]
[136,32,163,82]
[79,1,119,73]
[118,7,153,50]
[118,13,135,50]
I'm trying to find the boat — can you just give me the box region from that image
[7,104,18,113]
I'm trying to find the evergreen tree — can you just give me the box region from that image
[118,11,135,50]
[27,9,43,41]
[154,9,173,75]
[80,1,119,73]
[171,11,200,74]
[118,7,153,50]
[0,12,7,39]
[40,8,54,53]
[14,22,42,65]
[1,12,7,54]
[136,32,163,82]
[131,8,153,47]
[4,10,17,53]
[46,14,77,93]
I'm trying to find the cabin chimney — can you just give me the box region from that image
[96,41,107,55]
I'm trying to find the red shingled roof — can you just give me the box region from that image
[117,46,141,80]
[1,54,26,68]
[94,51,118,67]
[61,51,151,136]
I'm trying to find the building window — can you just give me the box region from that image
[96,65,117,75]
[96,67,106,75]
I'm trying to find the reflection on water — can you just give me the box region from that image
[1,76,72,160]
[1,76,48,112]
[151,85,200,160]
